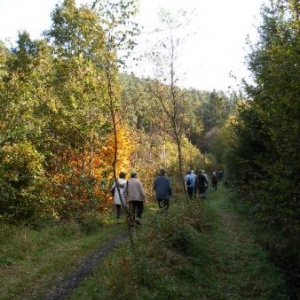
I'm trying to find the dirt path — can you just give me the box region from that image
[43,231,129,300]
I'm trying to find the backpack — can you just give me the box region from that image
[111,186,115,196]
[186,176,191,186]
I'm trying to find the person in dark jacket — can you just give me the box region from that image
[196,170,208,199]
[153,168,172,211]
[211,171,218,191]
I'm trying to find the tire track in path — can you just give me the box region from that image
[44,231,129,300]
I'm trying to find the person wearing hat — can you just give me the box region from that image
[153,168,172,212]
[126,171,146,225]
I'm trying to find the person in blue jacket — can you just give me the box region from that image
[185,170,196,200]
[153,168,173,211]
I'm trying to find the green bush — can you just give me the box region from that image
[0,142,48,223]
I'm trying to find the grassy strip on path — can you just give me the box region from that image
[203,184,288,299]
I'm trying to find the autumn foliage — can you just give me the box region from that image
[42,121,135,219]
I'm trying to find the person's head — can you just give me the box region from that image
[131,171,137,178]
[201,170,205,174]
[191,170,195,174]
[187,171,191,175]
[119,171,126,179]
[159,168,167,175]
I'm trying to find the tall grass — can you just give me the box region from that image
[67,186,288,300]
[0,186,289,299]
[66,199,211,300]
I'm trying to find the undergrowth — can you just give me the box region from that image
[0,185,290,300]
[67,185,289,300]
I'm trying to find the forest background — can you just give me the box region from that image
[0,0,299,297]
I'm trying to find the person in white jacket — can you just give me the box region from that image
[111,171,127,223]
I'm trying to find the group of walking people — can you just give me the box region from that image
[111,168,221,224]
[111,171,146,225]
[184,169,219,200]
[111,168,172,225]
